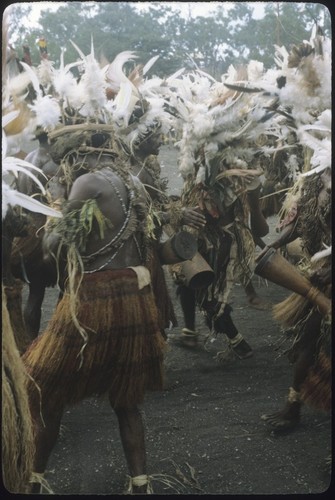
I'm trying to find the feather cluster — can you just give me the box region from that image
[2,116,62,219]
[3,26,330,203]
[155,24,331,188]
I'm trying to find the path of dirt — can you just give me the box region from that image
[23,145,332,495]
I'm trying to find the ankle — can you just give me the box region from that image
[227,332,244,346]
[182,328,197,336]
[126,474,153,494]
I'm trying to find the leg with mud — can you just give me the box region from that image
[113,405,151,494]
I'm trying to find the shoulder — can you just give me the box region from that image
[69,172,105,201]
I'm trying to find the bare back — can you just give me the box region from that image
[67,164,148,271]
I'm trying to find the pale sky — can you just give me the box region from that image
[7,1,266,27]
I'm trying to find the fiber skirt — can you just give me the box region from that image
[22,268,166,410]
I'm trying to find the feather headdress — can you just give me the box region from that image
[164,66,279,180]
[269,25,331,225]
[107,53,174,152]
[70,38,109,121]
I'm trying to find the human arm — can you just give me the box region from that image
[255,221,299,262]
[160,199,206,230]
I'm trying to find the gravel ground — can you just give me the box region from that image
[21,145,332,495]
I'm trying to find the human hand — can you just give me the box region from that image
[217,168,262,184]
[255,244,273,263]
[181,206,206,230]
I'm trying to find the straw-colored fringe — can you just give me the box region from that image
[3,281,31,354]
[2,287,35,494]
[30,472,54,494]
[23,270,167,411]
[272,292,312,328]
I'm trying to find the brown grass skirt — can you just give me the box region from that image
[3,279,31,354]
[22,269,166,410]
[273,289,332,412]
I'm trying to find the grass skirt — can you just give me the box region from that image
[2,286,35,493]
[273,286,331,412]
[3,279,31,354]
[22,268,166,410]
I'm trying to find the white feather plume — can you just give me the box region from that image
[2,137,62,219]
[70,38,108,119]
[104,50,139,95]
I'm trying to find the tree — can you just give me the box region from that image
[5,2,332,78]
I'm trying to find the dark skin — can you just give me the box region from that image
[260,170,331,431]
[34,154,153,494]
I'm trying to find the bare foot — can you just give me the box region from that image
[247,296,272,310]
[261,401,301,432]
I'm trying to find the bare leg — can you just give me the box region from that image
[113,405,149,493]
[261,311,321,432]
[29,395,64,493]
[244,280,271,310]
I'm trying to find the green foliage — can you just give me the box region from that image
[6,2,332,78]
[48,198,112,252]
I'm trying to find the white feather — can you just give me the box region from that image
[2,183,62,219]
[28,95,61,131]
[112,81,139,127]
[70,38,108,118]
[310,245,332,262]
[142,55,159,76]
[104,51,139,95]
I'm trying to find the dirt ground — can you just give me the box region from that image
[22,146,332,495]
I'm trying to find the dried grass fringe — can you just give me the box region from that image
[22,270,166,410]
[272,292,312,328]
[3,280,31,354]
[2,286,35,494]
